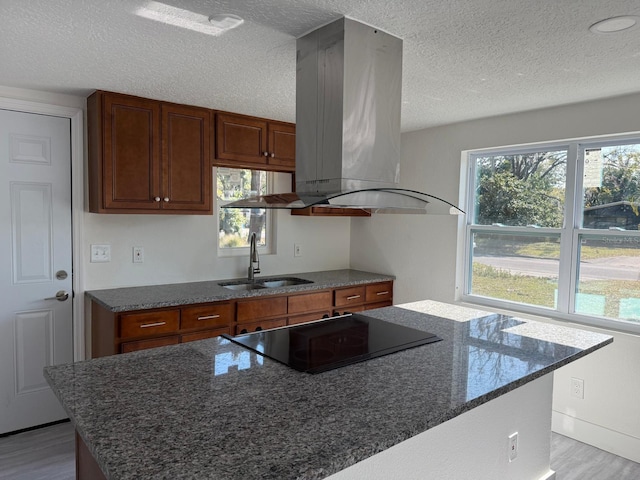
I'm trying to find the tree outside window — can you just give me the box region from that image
[465,141,640,329]
[217,168,268,249]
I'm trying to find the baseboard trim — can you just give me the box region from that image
[538,470,556,480]
[552,410,640,463]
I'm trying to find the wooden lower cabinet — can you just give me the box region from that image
[334,281,393,315]
[288,311,332,325]
[236,318,286,335]
[121,335,180,353]
[91,301,235,358]
[90,281,393,357]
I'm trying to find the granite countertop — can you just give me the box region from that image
[86,269,395,312]
[44,300,612,480]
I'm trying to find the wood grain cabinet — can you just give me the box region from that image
[333,281,393,315]
[236,296,287,335]
[88,90,212,214]
[215,112,295,172]
[287,291,333,325]
[91,301,233,357]
[90,281,393,358]
[291,207,372,217]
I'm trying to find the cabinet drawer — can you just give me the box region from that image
[181,327,230,343]
[119,310,179,339]
[235,318,286,335]
[237,296,287,323]
[365,282,393,303]
[288,291,332,315]
[181,303,233,330]
[288,311,332,326]
[334,286,366,308]
[121,335,179,353]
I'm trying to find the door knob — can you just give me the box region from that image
[45,290,69,301]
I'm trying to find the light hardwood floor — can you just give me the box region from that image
[0,421,74,480]
[1,422,639,479]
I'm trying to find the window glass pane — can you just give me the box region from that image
[217,168,267,248]
[473,150,567,227]
[470,232,560,308]
[576,235,640,322]
[582,144,640,230]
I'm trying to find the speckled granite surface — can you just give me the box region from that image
[86,269,395,312]
[44,300,612,480]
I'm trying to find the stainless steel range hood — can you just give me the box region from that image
[223,17,464,215]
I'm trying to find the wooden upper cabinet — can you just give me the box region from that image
[88,91,212,214]
[89,93,161,211]
[215,112,295,172]
[267,121,295,170]
[161,103,211,212]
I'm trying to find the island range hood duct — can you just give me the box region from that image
[223,17,464,215]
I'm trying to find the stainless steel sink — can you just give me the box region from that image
[218,277,312,290]
[219,282,266,291]
[259,278,313,288]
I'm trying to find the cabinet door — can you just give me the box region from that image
[161,104,212,212]
[235,318,286,335]
[267,122,295,171]
[181,327,230,343]
[100,93,162,210]
[121,335,180,353]
[215,113,268,166]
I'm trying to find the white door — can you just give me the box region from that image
[0,108,73,434]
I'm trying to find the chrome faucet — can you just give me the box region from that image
[248,232,260,281]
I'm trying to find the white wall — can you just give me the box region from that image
[83,174,352,289]
[351,92,640,461]
[328,374,555,480]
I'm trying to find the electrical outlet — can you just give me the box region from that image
[90,244,111,263]
[133,246,144,263]
[294,244,302,257]
[571,377,584,399]
[508,432,518,462]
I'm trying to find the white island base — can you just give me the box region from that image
[327,374,556,480]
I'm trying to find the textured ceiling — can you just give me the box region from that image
[1,0,639,131]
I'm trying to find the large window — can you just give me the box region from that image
[216,167,272,254]
[464,138,640,331]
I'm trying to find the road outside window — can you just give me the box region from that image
[464,141,640,330]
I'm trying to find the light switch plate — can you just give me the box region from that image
[90,244,111,263]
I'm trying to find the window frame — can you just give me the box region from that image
[461,133,640,335]
[215,167,275,257]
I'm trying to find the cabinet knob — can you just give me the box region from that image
[154,197,161,202]
[270,153,275,158]
[163,197,169,202]
[263,151,269,157]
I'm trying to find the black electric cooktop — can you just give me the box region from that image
[222,313,442,374]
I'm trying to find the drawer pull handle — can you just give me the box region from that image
[197,314,220,321]
[140,321,166,328]
[346,295,361,300]
[376,291,389,296]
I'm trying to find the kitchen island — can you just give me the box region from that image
[44,300,612,479]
